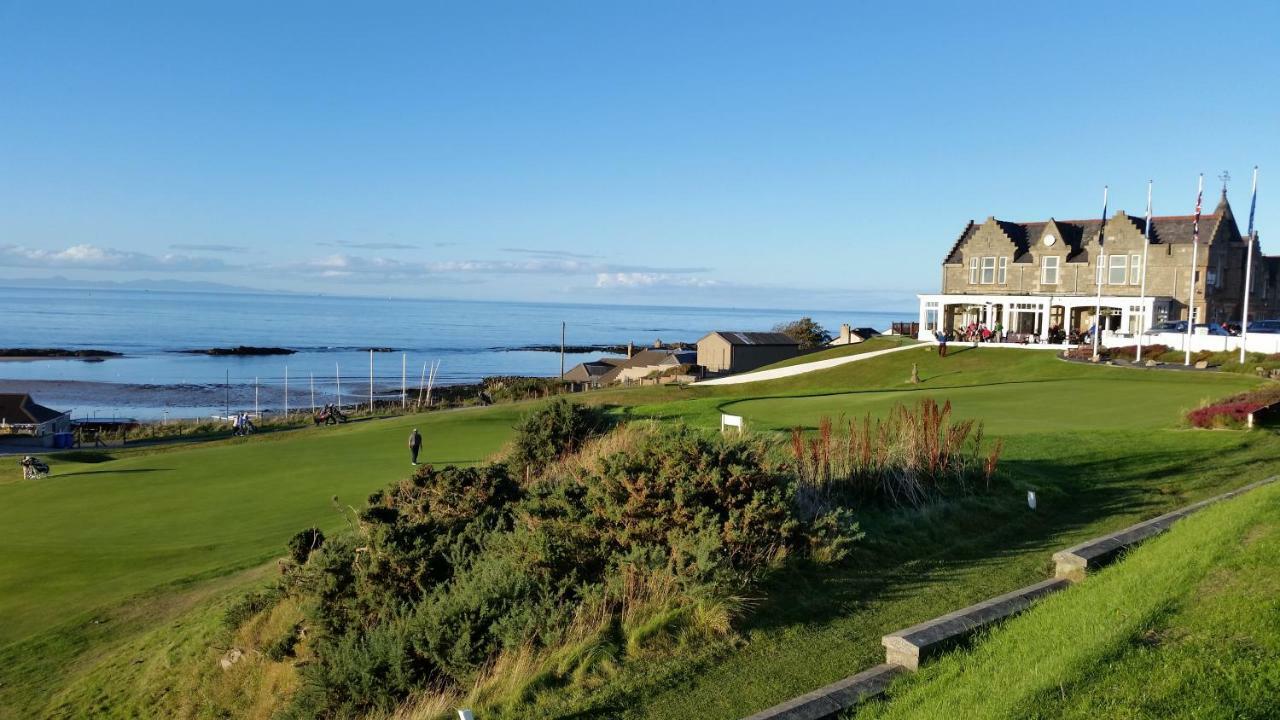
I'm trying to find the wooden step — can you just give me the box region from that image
[881,577,1069,671]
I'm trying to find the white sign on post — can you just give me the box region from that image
[720,413,744,433]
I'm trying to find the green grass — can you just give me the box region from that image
[0,405,522,648]
[542,430,1280,720]
[850,479,1280,720]
[754,335,919,370]
[0,349,1271,718]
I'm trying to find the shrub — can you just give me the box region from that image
[509,399,605,478]
[287,527,325,565]
[282,421,861,717]
[266,622,303,661]
[223,587,283,630]
[1186,384,1280,429]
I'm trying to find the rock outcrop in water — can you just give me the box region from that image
[177,346,295,356]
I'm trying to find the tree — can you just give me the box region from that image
[773,317,832,349]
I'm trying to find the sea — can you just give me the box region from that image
[0,286,914,420]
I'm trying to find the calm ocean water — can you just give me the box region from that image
[0,286,912,418]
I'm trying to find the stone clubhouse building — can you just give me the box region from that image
[917,190,1280,340]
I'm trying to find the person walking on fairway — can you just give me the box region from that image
[409,428,422,465]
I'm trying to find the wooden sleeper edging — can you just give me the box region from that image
[738,475,1277,719]
[1052,476,1278,582]
[739,664,906,720]
[880,577,1070,671]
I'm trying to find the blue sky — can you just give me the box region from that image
[1,1,1276,310]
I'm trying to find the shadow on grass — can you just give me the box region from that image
[54,468,172,478]
[738,447,1239,638]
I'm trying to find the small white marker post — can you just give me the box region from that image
[1027,491,1038,510]
[720,413,744,433]
[457,710,475,720]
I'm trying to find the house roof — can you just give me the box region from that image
[945,194,1240,264]
[850,327,880,338]
[593,349,696,384]
[0,394,66,424]
[562,358,628,382]
[700,331,799,346]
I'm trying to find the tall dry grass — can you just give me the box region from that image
[380,564,745,719]
[790,398,1002,509]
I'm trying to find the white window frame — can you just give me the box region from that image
[1129,254,1141,285]
[1041,256,1059,285]
[969,258,979,284]
[1109,255,1127,285]
[980,256,996,284]
[1206,268,1218,288]
[997,257,1008,284]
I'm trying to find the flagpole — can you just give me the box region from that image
[1185,173,1204,366]
[1092,185,1109,360]
[1137,181,1152,363]
[1240,166,1259,363]
[284,364,289,418]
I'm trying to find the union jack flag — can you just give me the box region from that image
[1193,185,1203,242]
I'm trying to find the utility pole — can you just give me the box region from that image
[284,365,289,417]
[560,321,566,379]
[369,349,374,413]
[225,369,230,418]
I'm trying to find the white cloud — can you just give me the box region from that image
[594,272,722,289]
[0,243,235,272]
[285,254,711,280]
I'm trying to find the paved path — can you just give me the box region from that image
[695,342,923,386]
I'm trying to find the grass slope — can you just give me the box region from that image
[0,349,1269,718]
[851,480,1280,720]
[0,405,522,648]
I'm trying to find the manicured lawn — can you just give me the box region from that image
[850,479,1280,720]
[0,405,522,648]
[0,349,1270,718]
[754,335,919,370]
[622,346,1259,435]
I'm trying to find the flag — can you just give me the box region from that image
[1144,181,1152,240]
[1193,184,1203,242]
[1247,166,1258,237]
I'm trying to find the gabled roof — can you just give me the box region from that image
[0,394,66,424]
[849,327,880,339]
[563,357,628,382]
[700,331,799,346]
[946,193,1242,265]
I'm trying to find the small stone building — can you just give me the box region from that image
[697,331,799,373]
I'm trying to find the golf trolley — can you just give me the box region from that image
[20,456,49,480]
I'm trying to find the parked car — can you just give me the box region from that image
[1247,320,1280,334]
[1194,323,1232,336]
[1144,320,1187,335]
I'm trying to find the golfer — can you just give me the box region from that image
[409,428,422,465]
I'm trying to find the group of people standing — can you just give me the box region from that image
[231,412,256,436]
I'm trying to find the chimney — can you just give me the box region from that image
[840,324,851,344]
[627,341,634,358]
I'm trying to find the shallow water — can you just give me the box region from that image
[0,285,911,418]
